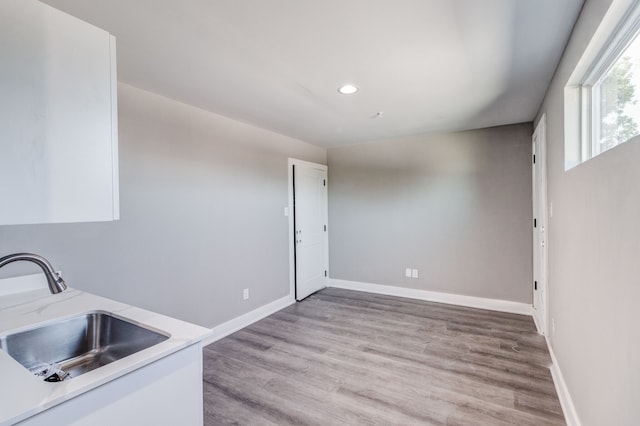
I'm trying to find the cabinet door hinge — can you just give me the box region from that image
[533,154,536,164]
[324,270,327,277]
[323,179,326,186]
[324,224,327,232]
[534,281,538,290]
[534,218,537,228]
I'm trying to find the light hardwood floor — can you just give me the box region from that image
[203,288,565,425]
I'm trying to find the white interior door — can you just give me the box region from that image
[293,161,328,300]
[532,115,548,335]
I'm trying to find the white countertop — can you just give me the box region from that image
[0,286,213,426]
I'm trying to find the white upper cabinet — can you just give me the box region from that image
[0,0,119,225]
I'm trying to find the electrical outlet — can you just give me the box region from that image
[412,269,419,278]
[243,288,249,300]
[405,268,412,277]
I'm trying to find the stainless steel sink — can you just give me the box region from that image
[0,311,169,380]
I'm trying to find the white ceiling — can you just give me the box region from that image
[43,0,583,147]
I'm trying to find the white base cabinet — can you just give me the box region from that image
[18,344,204,426]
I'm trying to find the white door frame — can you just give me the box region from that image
[287,158,329,300]
[532,114,549,335]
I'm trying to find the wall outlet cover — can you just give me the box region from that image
[411,269,419,278]
[405,268,412,277]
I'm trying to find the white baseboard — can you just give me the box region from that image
[328,279,533,316]
[201,294,295,347]
[532,308,543,334]
[546,336,581,426]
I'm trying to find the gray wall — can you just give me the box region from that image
[535,0,640,424]
[327,123,533,303]
[0,83,326,328]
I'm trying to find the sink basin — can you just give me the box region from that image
[0,311,169,380]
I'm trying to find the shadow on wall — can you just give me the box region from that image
[452,0,583,129]
[327,123,533,303]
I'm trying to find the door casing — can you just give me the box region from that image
[532,114,549,335]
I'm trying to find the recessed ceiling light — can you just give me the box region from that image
[338,84,359,95]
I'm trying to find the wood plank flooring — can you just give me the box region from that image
[203,288,565,425]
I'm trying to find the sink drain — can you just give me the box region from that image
[29,362,70,382]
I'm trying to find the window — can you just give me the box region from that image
[587,23,640,157]
[565,0,640,169]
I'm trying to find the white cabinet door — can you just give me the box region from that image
[0,0,119,225]
[19,345,204,426]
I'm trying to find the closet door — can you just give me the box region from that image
[293,161,328,300]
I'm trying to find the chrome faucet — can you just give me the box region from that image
[0,253,67,294]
